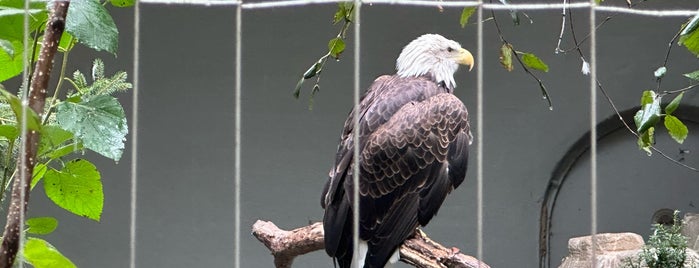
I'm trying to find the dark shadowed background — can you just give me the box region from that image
[6,0,699,267]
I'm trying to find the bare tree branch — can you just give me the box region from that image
[252,220,490,268]
[0,1,69,266]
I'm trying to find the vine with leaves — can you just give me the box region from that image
[0,0,134,266]
[295,1,698,170]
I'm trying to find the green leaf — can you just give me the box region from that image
[58,32,75,52]
[48,142,83,160]
[44,159,103,221]
[664,115,688,144]
[0,124,18,140]
[460,7,476,28]
[65,0,119,55]
[0,87,41,131]
[0,0,47,41]
[654,66,667,79]
[637,127,654,156]
[0,38,12,58]
[634,96,661,134]
[26,217,58,235]
[679,19,699,57]
[110,0,135,7]
[333,3,347,24]
[0,39,23,82]
[328,37,345,59]
[665,92,684,115]
[38,125,73,158]
[31,163,47,190]
[640,90,656,106]
[332,2,353,24]
[683,70,699,81]
[56,95,127,161]
[23,237,76,268]
[520,52,549,72]
[499,44,513,72]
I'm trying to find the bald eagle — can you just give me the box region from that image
[321,34,474,268]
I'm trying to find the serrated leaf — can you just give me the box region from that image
[683,70,699,81]
[23,237,76,268]
[56,95,127,161]
[664,115,688,144]
[679,20,699,57]
[640,90,656,106]
[65,0,119,55]
[665,92,684,115]
[0,87,41,131]
[521,52,549,72]
[499,44,513,72]
[44,159,103,221]
[26,217,58,235]
[110,0,135,7]
[637,127,654,156]
[460,7,476,28]
[31,163,47,190]
[634,97,661,134]
[38,125,73,158]
[654,66,667,79]
[328,37,345,59]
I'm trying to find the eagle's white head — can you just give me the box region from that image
[396,34,474,90]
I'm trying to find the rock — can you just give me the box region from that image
[558,233,644,268]
[682,213,699,251]
[559,232,699,268]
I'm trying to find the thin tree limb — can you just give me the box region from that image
[0,1,69,266]
[252,220,490,268]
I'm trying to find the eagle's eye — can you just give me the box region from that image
[446,47,454,52]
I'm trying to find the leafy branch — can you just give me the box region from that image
[554,1,697,172]
[461,2,553,109]
[293,3,354,108]
[0,0,134,266]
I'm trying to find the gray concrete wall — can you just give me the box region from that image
[9,1,699,267]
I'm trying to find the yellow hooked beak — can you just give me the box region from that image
[456,48,474,71]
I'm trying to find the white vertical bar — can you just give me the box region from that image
[476,0,484,266]
[130,1,141,268]
[234,1,242,267]
[352,1,361,267]
[17,0,31,266]
[589,1,598,267]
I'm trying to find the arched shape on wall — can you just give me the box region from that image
[538,105,699,268]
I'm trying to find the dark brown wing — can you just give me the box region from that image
[356,93,471,266]
[322,75,470,268]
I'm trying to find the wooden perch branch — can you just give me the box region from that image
[252,220,490,268]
